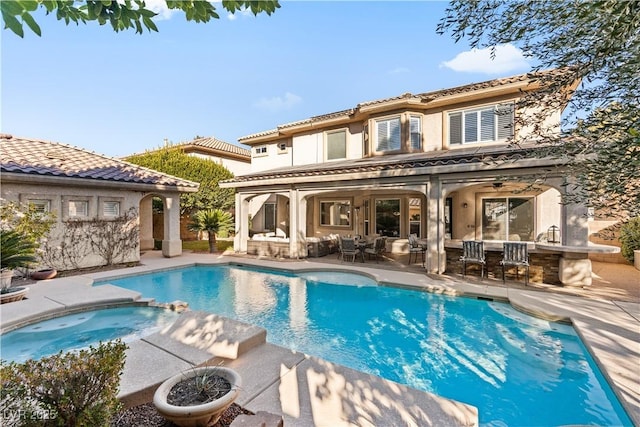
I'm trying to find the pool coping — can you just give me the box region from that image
[2,253,638,426]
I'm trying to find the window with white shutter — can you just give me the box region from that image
[464,111,478,143]
[410,116,421,150]
[448,103,514,145]
[449,112,462,145]
[375,117,401,152]
[497,104,514,140]
[480,109,495,141]
[103,201,120,217]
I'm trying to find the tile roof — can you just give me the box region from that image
[177,136,251,159]
[0,134,199,190]
[223,143,560,186]
[239,69,568,142]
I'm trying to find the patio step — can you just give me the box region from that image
[144,311,267,360]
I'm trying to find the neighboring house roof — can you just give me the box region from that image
[0,134,199,192]
[180,136,251,161]
[128,137,251,162]
[239,69,573,144]
[221,143,564,188]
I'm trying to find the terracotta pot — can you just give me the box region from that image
[153,367,241,427]
[30,268,58,280]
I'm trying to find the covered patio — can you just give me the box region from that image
[222,144,617,287]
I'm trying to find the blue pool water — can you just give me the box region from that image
[98,265,631,426]
[1,306,179,363]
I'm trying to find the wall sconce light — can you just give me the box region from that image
[547,225,560,244]
[493,182,503,189]
[463,203,468,209]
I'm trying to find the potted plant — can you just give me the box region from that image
[1,229,37,286]
[153,365,241,427]
[1,229,37,303]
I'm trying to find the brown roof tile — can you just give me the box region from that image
[0,134,199,190]
[223,143,558,185]
[178,136,251,158]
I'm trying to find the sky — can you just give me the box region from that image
[1,1,532,158]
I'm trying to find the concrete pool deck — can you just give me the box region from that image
[1,251,638,426]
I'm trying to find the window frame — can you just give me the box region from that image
[409,115,422,151]
[68,199,89,218]
[254,145,268,157]
[408,197,422,238]
[481,196,535,241]
[375,198,401,238]
[319,199,351,227]
[325,129,347,161]
[374,115,402,153]
[263,202,276,231]
[448,103,514,146]
[102,201,121,218]
[27,199,51,213]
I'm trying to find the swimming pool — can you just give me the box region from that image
[97,265,631,426]
[1,306,179,363]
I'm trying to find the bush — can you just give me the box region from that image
[620,217,640,263]
[0,340,127,426]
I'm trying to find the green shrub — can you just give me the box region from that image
[620,217,640,263]
[0,340,127,427]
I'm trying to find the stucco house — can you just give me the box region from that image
[0,134,199,270]
[221,71,617,287]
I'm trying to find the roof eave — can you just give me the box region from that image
[0,171,200,193]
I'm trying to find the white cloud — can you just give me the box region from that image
[227,7,253,20]
[144,0,177,20]
[254,92,302,112]
[440,44,530,74]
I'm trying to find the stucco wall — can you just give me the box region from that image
[188,152,251,176]
[2,182,142,270]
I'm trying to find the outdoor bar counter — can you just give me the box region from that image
[445,240,619,287]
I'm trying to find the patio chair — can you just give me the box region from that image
[364,236,386,263]
[339,236,361,263]
[500,242,530,286]
[408,234,427,267]
[460,240,486,279]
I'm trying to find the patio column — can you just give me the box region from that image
[162,192,182,258]
[427,178,445,274]
[553,176,593,286]
[234,193,251,253]
[289,189,307,258]
[139,196,154,251]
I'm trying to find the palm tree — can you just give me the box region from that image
[1,229,37,290]
[188,209,233,253]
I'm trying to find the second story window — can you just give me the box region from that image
[326,130,346,161]
[254,145,268,156]
[375,117,401,152]
[410,115,422,150]
[449,103,514,145]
